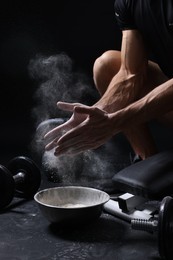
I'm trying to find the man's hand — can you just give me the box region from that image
[44,101,87,151]
[44,102,115,156]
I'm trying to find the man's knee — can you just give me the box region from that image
[93,50,121,75]
[93,50,121,94]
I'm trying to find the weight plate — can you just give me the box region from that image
[158,196,173,260]
[8,156,41,198]
[0,165,14,208]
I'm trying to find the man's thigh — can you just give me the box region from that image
[140,61,168,97]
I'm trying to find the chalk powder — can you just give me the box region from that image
[29,53,130,193]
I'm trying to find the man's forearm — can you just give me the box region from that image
[94,30,148,114]
[95,69,147,113]
[110,78,173,130]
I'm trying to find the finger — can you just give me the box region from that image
[45,138,58,151]
[44,120,71,140]
[55,135,102,156]
[57,132,83,147]
[44,126,64,141]
[44,126,67,142]
[75,106,103,116]
[57,101,82,112]
[56,119,88,145]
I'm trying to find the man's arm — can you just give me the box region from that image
[95,29,148,112]
[45,29,152,155]
[111,78,173,130]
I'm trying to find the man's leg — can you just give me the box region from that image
[93,50,169,159]
[93,50,121,95]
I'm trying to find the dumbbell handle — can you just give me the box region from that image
[131,218,158,232]
[13,172,26,184]
[8,156,41,198]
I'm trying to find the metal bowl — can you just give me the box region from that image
[34,186,110,224]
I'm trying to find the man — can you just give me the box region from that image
[44,0,173,160]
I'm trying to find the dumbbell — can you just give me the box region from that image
[131,196,173,260]
[0,156,41,209]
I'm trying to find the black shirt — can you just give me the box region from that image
[114,0,173,78]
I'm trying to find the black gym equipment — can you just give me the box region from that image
[103,194,173,260]
[105,150,173,260]
[158,196,173,260]
[131,196,173,260]
[0,156,41,209]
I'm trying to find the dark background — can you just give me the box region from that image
[0,0,121,162]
